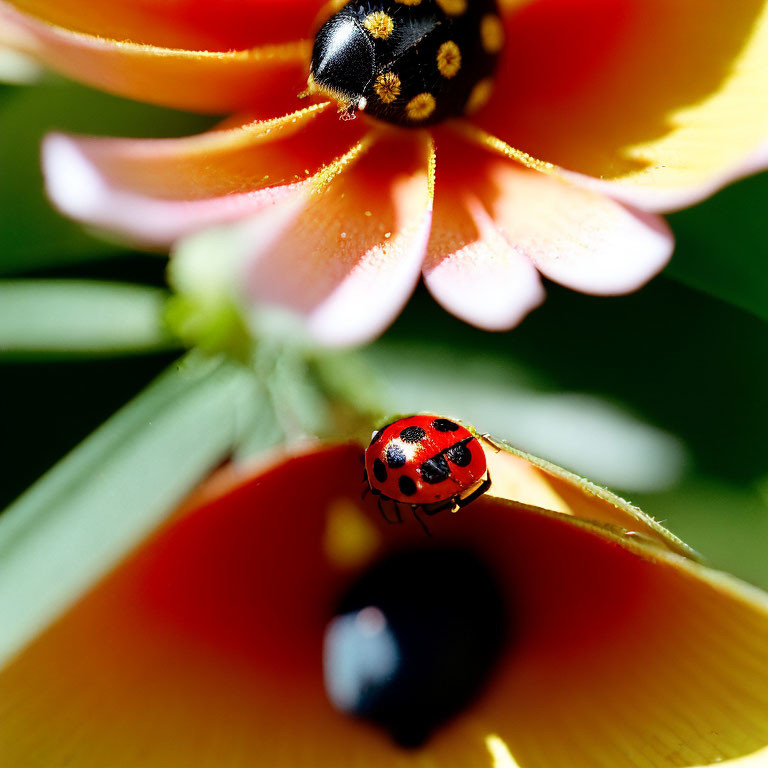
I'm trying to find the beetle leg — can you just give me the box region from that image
[457,473,492,509]
[378,497,402,525]
[479,433,504,454]
[422,499,451,516]
[411,506,432,537]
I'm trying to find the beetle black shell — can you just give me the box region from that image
[309,0,504,126]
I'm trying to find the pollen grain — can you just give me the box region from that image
[437,40,461,78]
[374,71,402,103]
[406,92,437,121]
[363,11,395,39]
[465,79,494,114]
[481,14,505,54]
[436,0,467,15]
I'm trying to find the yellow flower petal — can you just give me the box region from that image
[481,435,697,559]
[481,0,768,210]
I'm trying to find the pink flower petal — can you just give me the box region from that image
[430,131,672,301]
[424,193,544,330]
[41,106,366,247]
[240,131,435,347]
[483,162,674,295]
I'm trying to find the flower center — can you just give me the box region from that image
[307,0,504,126]
[323,547,509,747]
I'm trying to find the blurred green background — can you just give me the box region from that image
[2,77,767,589]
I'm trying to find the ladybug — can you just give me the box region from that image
[364,414,491,525]
[305,0,504,126]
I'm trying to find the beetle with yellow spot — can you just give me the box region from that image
[305,0,504,125]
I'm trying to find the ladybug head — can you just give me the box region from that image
[310,14,375,112]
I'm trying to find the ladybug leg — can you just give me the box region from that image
[377,497,402,525]
[479,433,504,454]
[422,499,451,516]
[360,468,372,500]
[411,506,432,538]
[360,469,370,500]
[456,473,492,510]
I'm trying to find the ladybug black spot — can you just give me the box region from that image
[373,458,388,483]
[386,443,407,469]
[431,418,459,432]
[400,426,427,443]
[420,455,451,485]
[445,440,472,467]
[398,475,418,496]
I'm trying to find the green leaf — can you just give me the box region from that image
[0,354,265,665]
[232,377,284,462]
[0,280,178,358]
[667,171,768,323]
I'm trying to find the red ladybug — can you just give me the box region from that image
[364,415,490,524]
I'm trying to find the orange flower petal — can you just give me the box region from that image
[42,105,367,246]
[0,2,310,113]
[236,130,435,346]
[2,0,323,50]
[484,0,768,207]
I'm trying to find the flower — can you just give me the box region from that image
[1,0,767,344]
[2,436,768,767]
